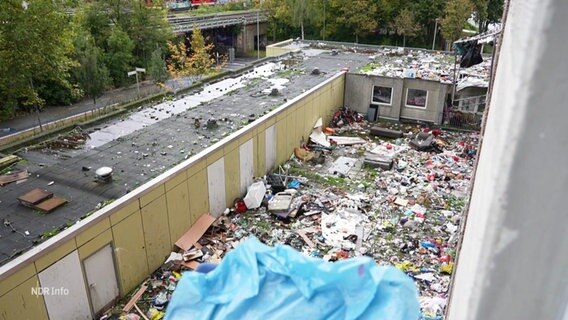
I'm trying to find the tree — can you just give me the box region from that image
[106,26,135,87]
[287,0,316,40]
[188,27,216,79]
[75,38,110,109]
[486,0,504,27]
[127,0,172,67]
[0,0,75,117]
[167,27,215,83]
[335,0,378,43]
[470,0,487,32]
[441,0,474,44]
[147,47,169,84]
[393,9,420,47]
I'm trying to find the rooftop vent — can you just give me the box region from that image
[95,166,113,183]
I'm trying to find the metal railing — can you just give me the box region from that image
[444,95,486,130]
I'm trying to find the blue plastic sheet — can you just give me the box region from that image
[165,237,420,320]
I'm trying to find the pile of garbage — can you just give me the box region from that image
[107,116,478,320]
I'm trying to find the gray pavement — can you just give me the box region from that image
[0,51,369,265]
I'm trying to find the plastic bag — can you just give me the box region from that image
[165,237,419,320]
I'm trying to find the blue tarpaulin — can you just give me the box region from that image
[165,237,420,320]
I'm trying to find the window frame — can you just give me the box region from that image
[370,85,393,106]
[405,88,429,109]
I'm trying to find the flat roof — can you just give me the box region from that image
[0,49,370,265]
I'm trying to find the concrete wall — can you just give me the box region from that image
[400,78,450,124]
[266,39,300,57]
[344,73,451,124]
[344,73,403,120]
[236,23,268,54]
[448,0,568,319]
[0,73,345,320]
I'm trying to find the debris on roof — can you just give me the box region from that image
[0,169,28,186]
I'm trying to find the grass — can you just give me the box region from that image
[288,165,351,189]
[358,62,381,73]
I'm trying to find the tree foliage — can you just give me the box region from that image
[393,9,421,47]
[441,0,474,44]
[167,27,215,82]
[334,0,378,43]
[0,0,75,116]
[0,0,172,120]
[148,47,169,84]
[106,26,135,87]
[75,37,110,107]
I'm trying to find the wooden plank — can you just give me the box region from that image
[18,188,53,206]
[0,169,28,186]
[0,155,20,169]
[295,229,315,248]
[34,197,68,213]
[174,213,216,251]
[122,284,148,313]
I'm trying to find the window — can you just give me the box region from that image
[406,89,428,108]
[371,86,392,105]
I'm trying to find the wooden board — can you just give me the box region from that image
[34,196,68,213]
[0,169,29,186]
[18,188,53,206]
[175,213,216,251]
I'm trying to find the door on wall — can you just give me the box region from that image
[38,250,92,320]
[83,244,119,316]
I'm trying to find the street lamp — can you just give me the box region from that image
[432,18,440,51]
[128,67,146,98]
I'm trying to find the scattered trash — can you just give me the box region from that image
[243,181,266,209]
[106,118,477,320]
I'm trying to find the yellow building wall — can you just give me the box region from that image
[0,73,345,319]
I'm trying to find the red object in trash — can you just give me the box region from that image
[234,199,247,214]
[386,143,393,150]
[324,127,336,135]
[423,128,430,133]
[440,255,452,263]
[431,128,441,137]
[453,155,460,162]
[427,173,435,181]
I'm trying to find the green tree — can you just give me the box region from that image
[470,0,487,31]
[335,0,378,43]
[0,0,75,118]
[127,1,172,67]
[78,1,113,49]
[288,0,316,40]
[441,0,474,44]
[486,0,504,28]
[393,8,420,47]
[106,26,135,87]
[75,38,110,109]
[148,47,169,84]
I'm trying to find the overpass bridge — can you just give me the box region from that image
[168,10,268,33]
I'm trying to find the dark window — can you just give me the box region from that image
[406,89,428,108]
[371,86,393,105]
